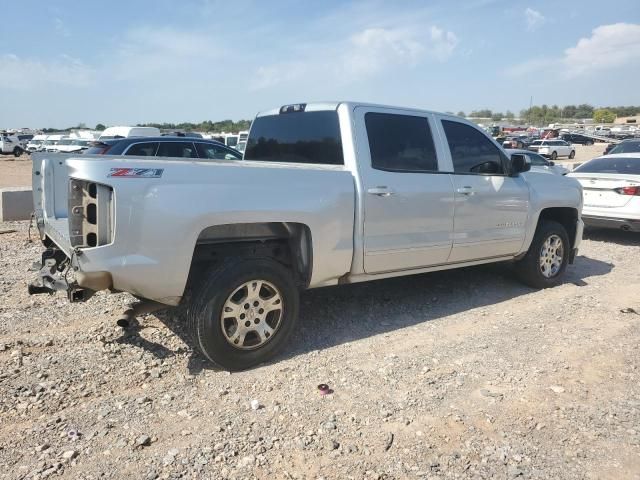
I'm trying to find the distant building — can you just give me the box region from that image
[614,115,640,125]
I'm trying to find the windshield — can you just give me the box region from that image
[574,157,640,174]
[531,140,543,146]
[43,140,56,145]
[58,139,73,145]
[30,140,43,145]
[609,141,640,155]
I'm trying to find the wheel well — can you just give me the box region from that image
[185,222,313,295]
[538,208,578,248]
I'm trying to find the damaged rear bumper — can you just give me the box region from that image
[28,247,112,302]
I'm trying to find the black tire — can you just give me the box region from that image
[587,141,594,146]
[569,150,576,159]
[187,257,299,371]
[13,147,22,158]
[550,151,558,160]
[514,220,570,289]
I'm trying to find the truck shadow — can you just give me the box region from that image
[583,228,640,246]
[151,255,612,375]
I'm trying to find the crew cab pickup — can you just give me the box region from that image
[30,102,584,370]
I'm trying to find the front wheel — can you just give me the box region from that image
[13,147,23,158]
[550,151,558,160]
[514,220,570,289]
[569,150,576,159]
[187,257,299,371]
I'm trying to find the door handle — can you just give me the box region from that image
[367,186,395,197]
[456,186,475,196]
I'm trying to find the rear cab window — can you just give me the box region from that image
[245,109,343,165]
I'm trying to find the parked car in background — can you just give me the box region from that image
[607,139,640,155]
[49,137,74,152]
[41,134,66,152]
[603,142,618,155]
[528,140,575,160]
[27,135,47,152]
[568,154,640,232]
[225,134,239,148]
[83,137,242,160]
[31,101,584,370]
[57,138,94,153]
[505,149,569,175]
[502,136,531,149]
[235,140,247,153]
[0,134,24,156]
[17,134,34,148]
[98,126,161,140]
[561,133,595,145]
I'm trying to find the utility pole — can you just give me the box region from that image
[528,96,533,125]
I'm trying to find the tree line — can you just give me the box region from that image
[38,104,640,133]
[41,120,252,134]
[461,104,640,125]
[136,119,252,133]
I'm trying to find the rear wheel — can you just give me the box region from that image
[550,151,558,160]
[187,257,299,371]
[569,150,576,159]
[515,220,569,289]
[13,147,22,157]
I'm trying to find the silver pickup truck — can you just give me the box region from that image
[30,102,584,370]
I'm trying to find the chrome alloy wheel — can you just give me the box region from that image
[539,234,564,278]
[220,280,283,350]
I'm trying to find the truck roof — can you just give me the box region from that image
[256,101,453,118]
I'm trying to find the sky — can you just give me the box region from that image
[1,0,639,129]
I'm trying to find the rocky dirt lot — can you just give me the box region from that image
[0,221,639,480]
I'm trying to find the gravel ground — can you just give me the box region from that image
[1,221,639,480]
[0,144,611,189]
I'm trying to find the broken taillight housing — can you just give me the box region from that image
[68,178,114,248]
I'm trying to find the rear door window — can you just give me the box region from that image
[245,110,343,165]
[442,120,507,174]
[365,112,438,172]
[124,142,159,156]
[156,142,197,158]
[195,142,242,160]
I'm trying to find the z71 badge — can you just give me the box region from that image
[108,168,164,178]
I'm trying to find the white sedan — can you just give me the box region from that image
[568,153,640,232]
[528,140,576,160]
[505,149,569,175]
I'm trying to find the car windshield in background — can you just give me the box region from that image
[574,157,640,174]
[531,141,543,145]
[609,141,640,155]
[245,111,344,165]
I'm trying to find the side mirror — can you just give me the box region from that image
[510,153,531,176]
[548,160,555,166]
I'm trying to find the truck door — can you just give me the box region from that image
[354,107,455,274]
[436,118,529,263]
